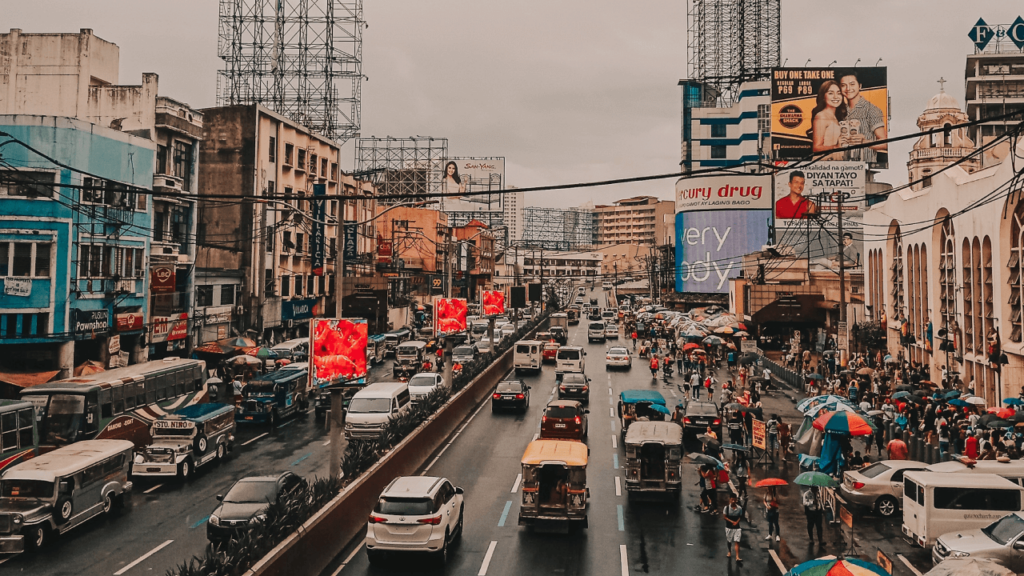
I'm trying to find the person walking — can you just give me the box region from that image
[803,488,825,548]
[766,414,780,463]
[764,489,781,543]
[724,494,744,564]
[631,330,638,350]
[649,354,659,379]
[690,371,701,400]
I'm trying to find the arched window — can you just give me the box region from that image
[891,228,905,319]
[920,244,930,364]
[1009,203,1024,342]
[943,123,952,147]
[939,218,956,334]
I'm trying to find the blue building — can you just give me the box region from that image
[678,79,771,172]
[0,115,154,379]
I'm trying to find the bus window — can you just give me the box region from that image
[84,391,99,436]
[176,369,187,396]
[18,408,33,448]
[147,380,158,405]
[124,382,136,410]
[113,385,124,415]
[1,412,17,451]
[100,389,113,419]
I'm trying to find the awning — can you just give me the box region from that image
[751,294,829,325]
[0,370,60,389]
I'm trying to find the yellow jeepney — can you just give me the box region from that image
[518,439,589,531]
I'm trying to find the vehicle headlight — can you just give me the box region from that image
[345,423,353,429]
[134,454,145,463]
[12,515,22,525]
[209,514,221,527]
[251,513,267,524]
[949,551,970,558]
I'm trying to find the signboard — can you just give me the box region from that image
[752,419,766,450]
[481,290,505,317]
[152,313,189,343]
[3,277,31,297]
[282,298,318,322]
[969,17,1024,52]
[675,174,773,294]
[876,550,893,575]
[116,312,143,332]
[311,318,369,387]
[839,504,853,528]
[343,222,358,261]
[375,234,391,264]
[510,285,526,309]
[433,297,468,336]
[741,340,757,354]
[73,309,109,336]
[108,335,121,355]
[771,67,889,168]
[151,266,176,293]
[441,157,505,213]
[837,321,848,352]
[311,183,327,276]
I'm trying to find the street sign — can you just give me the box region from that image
[751,419,766,450]
[837,321,848,351]
[876,550,892,574]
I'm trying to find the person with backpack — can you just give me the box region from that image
[631,330,638,350]
[803,488,824,547]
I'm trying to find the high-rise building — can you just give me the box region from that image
[679,79,770,172]
[593,196,675,247]
[503,187,524,244]
[965,43,1024,167]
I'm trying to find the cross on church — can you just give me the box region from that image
[938,77,946,92]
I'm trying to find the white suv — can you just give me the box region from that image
[365,476,465,566]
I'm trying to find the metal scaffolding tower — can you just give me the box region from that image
[519,207,594,251]
[217,0,364,144]
[687,0,780,106]
[354,137,449,205]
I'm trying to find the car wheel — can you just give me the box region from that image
[366,549,383,566]
[179,459,192,481]
[876,496,898,517]
[436,529,449,566]
[102,492,114,514]
[455,505,465,540]
[24,524,47,550]
[216,443,226,462]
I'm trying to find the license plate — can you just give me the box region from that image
[504,396,515,399]
[554,423,567,429]
[245,416,253,420]
[147,468,161,472]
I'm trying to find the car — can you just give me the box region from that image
[557,372,590,403]
[452,344,477,364]
[604,324,619,339]
[208,472,305,544]
[365,476,465,566]
[540,400,588,440]
[587,321,606,343]
[500,324,517,339]
[407,372,446,404]
[492,380,531,412]
[932,511,1024,572]
[839,460,927,517]
[475,338,493,354]
[605,346,632,369]
[681,400,722,438]
[549,326,568,345]
[574,296,584,305]
[542,341,560,363]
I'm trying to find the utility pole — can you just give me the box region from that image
[837,190,848,369]
[329,197,348,482]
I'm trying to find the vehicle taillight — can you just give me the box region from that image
[853,481,865,490]
[560,386,567,391]
[516,394,525,399]
[683,417,691,424]
[606,356,611,360]
[712,419,721,426]
[493,393,501,399]
[575,416,581,425]
[582,386,588,392]
[418,515,443,525]
[368,514,387,524]
[542,416,547,424]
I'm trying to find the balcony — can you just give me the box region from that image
[909,147,982,162]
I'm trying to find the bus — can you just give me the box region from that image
[20,357,207,451]
[0,399,38,474]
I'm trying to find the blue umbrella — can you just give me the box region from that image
[650,404,671,415]
[807,373,824,381]
[944,390,962,399]
[892,391,911,400]
[949,398,970,408]
[1004,398,1024,406]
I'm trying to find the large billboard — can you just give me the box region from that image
[441,157,505,213]
[311,318,368,387]
[433,297,468,336]
[675,175,773,294]
[481,290,505,317]
[771,67,889,169]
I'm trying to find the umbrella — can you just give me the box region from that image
[194,342,237,355]
[867,410,884,417]
[247,346,279,359]
[753,478,788,488]
[702,336,724,346]
[229,355,262,366]
[805,401,860,420]
[786,557,888,576]
[807,373,824,381]
[739,406,763,417]
[949,398,970,408]
[1004,398,1024,406]
[1008,413,1024,424]
[840,369,854,375]
[913,390,931,397]
[724,403,746,411]
[798,454,820,468]
[687,453,724,468]
[997,408,1016,419]
[856,367,874,376]
[892,391,912,400]
[944,390,962,399]
[797,395,853,413]
[733,331,750,337]
[813,411,875,436]
[690,349,706,355]
[978,417,1012,429]
[906,395,926,405]
[682,342,700,352]
[714,326,735,335]
[697,434,721,448]
[722,443,749,453]
[220,337,257,348]
[883,355,894,363]
[966,396,986,406]
[793,471,838,488]
[895,384,914,392]
[922,557,1015,576]
[650,404,671,415]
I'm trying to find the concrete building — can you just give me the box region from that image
[593,196,674,247]
[965,40,1024,167]
[452,219,495,303]
[503,188,524,244]
[513,249,602,281]
[594,243,645,280]
[907,88,980,191]
[678,79,770,172]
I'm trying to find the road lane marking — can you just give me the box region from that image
[611,435,617,449]
[113,539,174,575]
[533,433,539,440]
[190,515,210,529]
[616,505,625,531]
[291,452,312,466]
[478,541,498,575]
[143,484,163,494]
[897,554,923,576]
[276,420,295,429]
[615,476,622,496]
[511,474,522,493]
[669,389,677,397]
[241,432,268,446]
[613,454,619,469]
[610,419,616,431]
[342,543,363,565]
[608,387,612,395]
[323,439,331,446]
[421,455,441,474]
[609,407,614,418]
[497,501,513,526]
[551,386,557,394]
[619,544,629,576]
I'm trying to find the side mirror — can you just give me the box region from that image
[584,409,590,414]
[1015,540,1024,551]
[59,481,70,493]
[216,494,223,501]
[455,487,465,495]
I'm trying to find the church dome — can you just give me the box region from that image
[925,90,959,111]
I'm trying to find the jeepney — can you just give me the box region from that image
[566,307,580,324]
[236,369,308,426]
[393,341,428,379]
[383,328,412,357]
[131,403,235,480]
[617,390,669,438]
[623,422,683,499]
[367,334,387,366]
[518,439,589,532]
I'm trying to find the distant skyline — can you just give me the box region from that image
[3,1,1018,208]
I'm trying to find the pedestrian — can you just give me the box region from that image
[697,464,711,513]
[766,414,780,462]
[733,453,749,500]
[676,353,684,373]
[209,379,220,402]
[887,437,908,460]
[723,494,744,564]
[728,412,744,445]
[631,330,638,350]
[690,371,701,400]
[803,488,824,548]
[650,354,659,378]
[764,489,780,543]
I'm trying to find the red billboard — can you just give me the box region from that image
[481,290,505,317]
[433,297,468,336]
[311,318,368,387]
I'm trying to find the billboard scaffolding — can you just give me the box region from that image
[355,137,449,205]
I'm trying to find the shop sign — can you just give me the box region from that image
[344,222,358,260]
[282,298,318,322]
[312,184,327,276]
[73,309,109,336]
[151,266,176,293]
[152,313,188,343]
[752,419,766,450]
[108,335,121,355]
[376,234,392,263]
[116,312,144,332]
[3,278,31,297]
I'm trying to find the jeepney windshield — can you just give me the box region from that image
[37,394,86,445]
[246,382,278,396]
[1,479,54,500]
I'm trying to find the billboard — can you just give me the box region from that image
[311,318,369,387]
[441,158,505,213]
[433,297,468,336]
[312,184,327,276]
[481,290,505,317]
[771,67,889,169]
[675,175,773,294]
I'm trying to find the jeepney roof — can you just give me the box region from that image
[624,422,683,446]
[397,341,427,350]
[163,403,234,423]
[521,439,588,467]
[2,440,133,482]
[368,334,387,343]
[619,390,667,405]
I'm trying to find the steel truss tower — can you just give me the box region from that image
[687,0,780,106]
[217,0,364,143]
[354,137,449,205]
[519,207,594,251]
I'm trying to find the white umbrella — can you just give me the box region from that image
[229,355,262,366]
[965,396,986,406]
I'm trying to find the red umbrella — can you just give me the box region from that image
[997,408,1016,419]
[813,410,875,436]
[987,407,1001,414]
[683,343,700,352]
[753,478,788,488]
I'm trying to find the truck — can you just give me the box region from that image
[236,369,309,426]
[131,403,235,480]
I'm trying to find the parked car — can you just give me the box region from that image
[365,476,465,566]
[840,460,927,517]
[492,380,531,413]
[932,511,1024,572]
[605,346,632,369]
[407,373,445,404]
[681,400,722,438]
[540,400,588,440]
[207,472,305,544]
[557,372,590,403]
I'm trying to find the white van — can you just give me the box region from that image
[555,346,586,378]
[588,321,606,343]
[514,340,543,374]
[926,458,1024,487]
[902,471,1024,547]
[345,382,412,441]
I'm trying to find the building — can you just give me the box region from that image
[907,88,981,191]
[595,243,645,280]
[678,79,770,172]
[520,206,594,251]
[863,89,1023,403]
[0,115,154,380]
[965,22,1024,168]
[503,188,524,245]
[512,249,602,281]
[452,219,495,303]
[593,196,675,247]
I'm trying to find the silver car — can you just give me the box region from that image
[839,460,927,517]
[932,511,1024,572]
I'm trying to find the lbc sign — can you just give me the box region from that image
[970,17,1024,51]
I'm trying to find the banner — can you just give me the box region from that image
[343,222,358,261]
[311,318,368,386]
[481,290,505,317]
[771,67,889,168]
[441,158,505,213]
[312,183,326,276]
[73,309,109,336]
[3,277,31,297]
[151,266,176,293]
[752,419,766,450]
[433,297,468,336]
[374,233,390,264]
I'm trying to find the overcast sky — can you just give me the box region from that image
[5,1,1018,208]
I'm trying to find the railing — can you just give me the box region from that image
[757,355,806,392]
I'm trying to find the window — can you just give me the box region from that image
[0,244,6,276]
[321,158,328,178]
[294,275,303,296]
[157,145,168,174]
[0,170,55,199]
[283,231,294,251]
[297,149,307,171]
[307,275,315,294]
[220,284,235,306]
[265,269,274,295]
[269,136,277,163]
[758,103,771,134]
[331,162,338,181]
[711,124,727,138]
[296,233,304,253]
[197,285,214,307]
[11,244,32,277]
[173,141,192,191]
[284,143,294,166]
[934,487,1021,511]
[310,154,318,174]
[267,180,275,196]
[281,275,290,297]
[35,243,50,277]
[710,145,727,159]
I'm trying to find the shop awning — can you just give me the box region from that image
[751,294,829,326]
[0,370,60,389]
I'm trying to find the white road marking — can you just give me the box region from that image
[615,476,622,496]
[551,386,557,394]
[511,474,522,493]
[241,432,268,446]
[611,435,617,448]
[113,540,174,575]
[608,387,612,395]
[343,543,363,565]
[323,439,331,446]
[609,407,614,418]
[897,554,924,576]
[142,484,163,494]
[669,389,677,397]
[533,433,539,440]
[421,455,441,474]
[478,541,498,575]
[608,395,613,405]
[619,544,629,576]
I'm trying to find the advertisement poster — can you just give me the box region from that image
[151,266,176,293]
[771,67,888,168]
[752,419,766,450]
[434,297,468,336]
[311,318,369,387]
[312,183,326,276]
[675,173,773,294]
[440,158,505,213]
[481,290,505,317]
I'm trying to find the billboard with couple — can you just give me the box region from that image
[771,67,889,169]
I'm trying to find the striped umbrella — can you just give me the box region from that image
[797,395,853,413]
[785,557,888,576]
[812,411,875,436]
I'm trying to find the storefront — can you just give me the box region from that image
[149,312,190,359]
